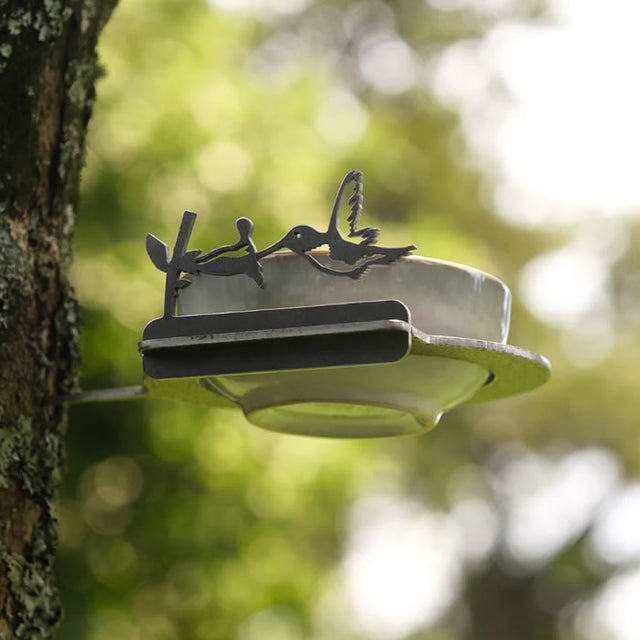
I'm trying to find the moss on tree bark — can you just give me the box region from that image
[0,1,117,636]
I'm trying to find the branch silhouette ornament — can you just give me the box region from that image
[146,170,417,318]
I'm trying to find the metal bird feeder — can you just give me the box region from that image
[68,171,550,438]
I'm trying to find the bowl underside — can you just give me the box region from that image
[203,354,489,437]
[155,252,540,438]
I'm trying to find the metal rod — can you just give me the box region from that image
[53,385,148,405]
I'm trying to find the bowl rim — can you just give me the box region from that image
[254,250,510,293]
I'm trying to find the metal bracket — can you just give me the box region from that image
[55,385,148,405]
[140,299,413,379]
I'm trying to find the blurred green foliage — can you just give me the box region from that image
[59,1,640,639]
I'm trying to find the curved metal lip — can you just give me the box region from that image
[410,329,551,403]
[254,250,511,294]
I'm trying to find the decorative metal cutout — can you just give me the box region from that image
[146,170,417,317]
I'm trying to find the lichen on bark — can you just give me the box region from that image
[0,0,118,637]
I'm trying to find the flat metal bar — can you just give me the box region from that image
[139,319,410,351]
[143,323,411,379]
[142,299,410,341]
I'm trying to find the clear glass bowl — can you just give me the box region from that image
[178,252,511,437]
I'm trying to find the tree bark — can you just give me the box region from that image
[0,1,117,637]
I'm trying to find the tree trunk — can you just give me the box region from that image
[0,1,117,637]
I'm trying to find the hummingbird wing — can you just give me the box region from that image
[346,171,379,245]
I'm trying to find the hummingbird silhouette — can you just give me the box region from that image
[266,170,416,278]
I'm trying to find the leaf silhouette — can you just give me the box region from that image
[175,278,192,290]
[146,234,170,272]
